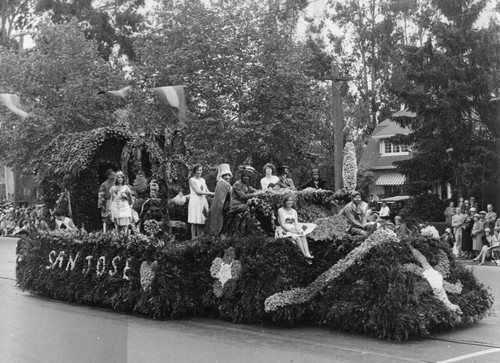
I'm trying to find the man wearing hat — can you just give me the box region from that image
[230,166,258,213]
[340,191,370,236]
[484,204,497,229]
[440,227,454,248]
[275,166,296,190]
[207,164,233,235]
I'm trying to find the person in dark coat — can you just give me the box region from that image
[299,168,328,190]
[207,164,233,235]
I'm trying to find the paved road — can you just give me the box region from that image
[1,237,500,363]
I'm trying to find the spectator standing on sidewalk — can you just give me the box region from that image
[451,204,466,257]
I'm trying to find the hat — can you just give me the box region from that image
[216,163,232,181]
[445,228,452,233]
[236,165,259,177]
[479,210,486,214]
[469,207,476,213]
[351,191,361,199]
[276,165,289,175]
[485,227,491,233]
[473,213,480,218]
[262,163,276,174]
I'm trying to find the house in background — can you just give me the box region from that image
[359,110,414,200]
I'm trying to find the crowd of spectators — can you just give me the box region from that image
[0,201,49,237]
[444,198,500,265]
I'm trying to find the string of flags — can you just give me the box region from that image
[0,85,188,127]
[0,94,32,119]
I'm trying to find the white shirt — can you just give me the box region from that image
[260,175,279,190]
[379,205,390,217]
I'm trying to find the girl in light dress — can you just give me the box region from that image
[276,194,316,263]
[188,165,214,239]
[109,171,134,235]
[260,163,279,190]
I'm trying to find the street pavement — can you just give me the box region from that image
[1,236,500,363]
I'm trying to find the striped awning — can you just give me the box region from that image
[376,172,406,186]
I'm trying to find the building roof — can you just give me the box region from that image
[372,117,412,139]
[359,113,414,170]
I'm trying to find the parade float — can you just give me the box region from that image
[14,115,493,341]
[16,185,493,341]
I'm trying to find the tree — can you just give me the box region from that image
[132,0,331,176]
[0,20,124,173]
[392,0,500,205]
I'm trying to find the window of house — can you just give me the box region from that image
[382,141,409,154]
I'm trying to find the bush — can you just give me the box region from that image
[16,227,492,340]
[399,193,448,223]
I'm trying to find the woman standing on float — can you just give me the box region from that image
[188,165,214,239]
[109,171,133,235]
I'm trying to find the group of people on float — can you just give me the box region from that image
[443,198,500,264]
[339,191,408,238]
[187,163,325,263]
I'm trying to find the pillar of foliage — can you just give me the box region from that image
[342,141,357,194]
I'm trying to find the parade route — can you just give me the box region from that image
[1,236,500,363]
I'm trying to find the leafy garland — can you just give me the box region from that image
[264,229,400,312]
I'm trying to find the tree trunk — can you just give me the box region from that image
[1,1,7,47]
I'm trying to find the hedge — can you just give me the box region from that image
[16,227,492,341]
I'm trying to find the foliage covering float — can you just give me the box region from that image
[17,228,492,340]
[342,141,357,194]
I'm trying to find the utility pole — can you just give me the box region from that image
[322,61,351,192]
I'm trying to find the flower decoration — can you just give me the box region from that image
[171,192,187,206]
[140,260,158,292]
[420,225,439,239]
[403,246,462,316]
[265,229,400,312]
[144,219,161,236]
[342,141,357,194]
[210,247,242,298]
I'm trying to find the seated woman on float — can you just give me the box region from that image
[299,168,328,190]
[260,163,279,190]
[274,166,296,190]
[276,194,316,263]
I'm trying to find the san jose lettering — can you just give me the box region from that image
[46,250,132,280]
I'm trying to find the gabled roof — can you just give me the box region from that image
[359,113,414,170]
[372,116,412,139]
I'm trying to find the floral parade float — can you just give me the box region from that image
[16,187,493,341]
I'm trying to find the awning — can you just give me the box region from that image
[380,195,411,203]
[375,172,406,186]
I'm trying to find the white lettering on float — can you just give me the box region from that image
[43,250,141,282]
[123,258,132,281]
[53,251,66,269]
[66,252,80,271]
[46,251,57,269]
[82,255,93,274]
[109,256,120,277]
[96,256,106,277]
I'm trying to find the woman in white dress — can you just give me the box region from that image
[276,194,316,263]
[260,163,279,190]
[188,165,214,239]
[109,171,133,235]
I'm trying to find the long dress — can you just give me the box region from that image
[275,208,316,240]
[109,185,133,226]
[472,220,484,251]
[207,179,231,235]
[461,216,473,254]
[188,177,209,225]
